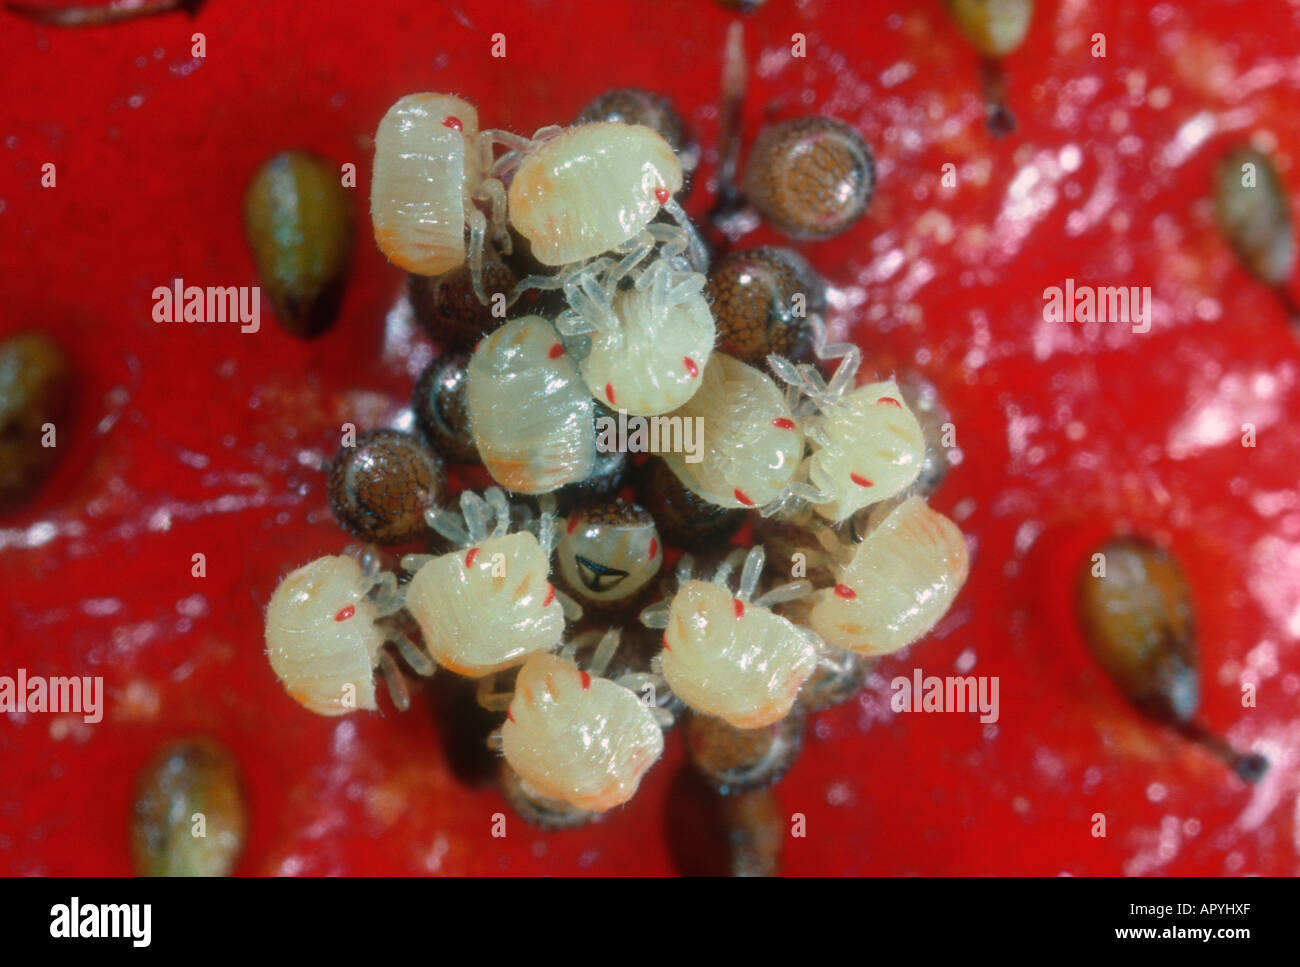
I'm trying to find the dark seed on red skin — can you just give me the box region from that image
[413,352,478,464]
[328,429,446,544]
[1077,535,1269,782]
[743,116,875,240]
[686,705,806,795]
[1214,146,1296,287]
[575,87,700,198]
[408,249,516,350]
[0,331,71,513]
[242,150,355,339]
[636,457,744,547]
[130,738,246,877]
[706,247,824,368]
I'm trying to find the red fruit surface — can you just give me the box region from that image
[2,0,1298,875]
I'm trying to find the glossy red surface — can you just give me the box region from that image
[2,0,1299,876]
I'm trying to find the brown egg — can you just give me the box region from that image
[0,330,71,512]
[408,248,516,350]
[707,247,824,367]
[743,116,874,240]
[413,352,477,464]
[327,429,446,544]
[686,704,806,794]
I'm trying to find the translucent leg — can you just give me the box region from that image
[566,265,619,334]
[401,552,438,575]
[535,494,558,557]
[588,628,621,678]
[425,507,470,547]
[474,176,512,253]
[391,631,438,677]
[554,587,583,623]
[661,196,709,272]
[754,579,811,609]
[466,206,490,306]
[639,600,671,630]
[484,487,512,538]
[605,231,656,289]
[378,650,411,712]
[368,571,405,617]
[737,546,766,601]
[460,490,492,543]
[476,674,514,712]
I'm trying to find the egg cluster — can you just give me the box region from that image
[263,87,970,826]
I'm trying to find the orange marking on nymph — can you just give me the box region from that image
[566,514,580,534]
[579,669,591,690]
[850,473,873,488]
[543,583,555,607]
[661,632,671,652]
[654,187,670,205]
[733,598,745,619]
[684,356,699,378]
[506,706,515,723]
[772,417,796,430]
[877,396,902,408]
[834,584,857,599]
[605,382,616,405]
[333,605,355,622]
[648,538,658,560]
[548,342,565,359]
[734,488,755,506]
[465,547,480,568]
[442,115,463,131]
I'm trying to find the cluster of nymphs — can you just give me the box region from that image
[263,88,970,826]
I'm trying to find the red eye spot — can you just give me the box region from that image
[654,187,670,205]
[683,356,699,378]
[333,605,355,622]
[548,342,565,359]
[506,706,515,723]
[771,417,796,430]
[527,289,541,303]
[661,632,671,652]
[732,598,745,619]
[579,670,591,690]
[442,115,463,131]
[877,396,902,408]
[566,515,580,534]
[465,547,480,568]
[733,488,755,506]
[605,382,616,405]
[648,538,658,560]
[850,473,873,488]
[543,583,555,607]
[834,584,857,599]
